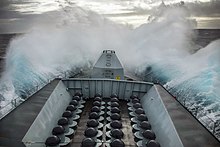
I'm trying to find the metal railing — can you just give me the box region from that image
[0,79,52,120]
[177,96,220,140]
[0,70,80,120]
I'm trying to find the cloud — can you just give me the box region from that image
[185,1,220,17]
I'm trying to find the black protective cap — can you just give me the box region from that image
[137,114,148,121]
[81,138,96,147]
[45,135,60,146]
[93,101,101,107]
[89,112,100,119]
[66,105,77,111]
[111,102,119,107]
[132,98,140,104]
[69,100,79,106]
[58,117,68,126]
[91,106,101,113]
[110,120,122,129]
[130,95,138,99]
[111,107,121,113]
[75,92,83,97]
[142,130,156,140]
[72,96,81,101]
[135,108,145,115]
[146,140,160,147]
[62,111,72,118]
[110,113,121,120]
[133,103,142,109]
[87,119,99,128]
[94,97,102,102]
[111,97,119,103]
[146,140,161,147]
[140,121,152,130]
[110,129,124,139]
[84,127,98,137]
[52,126,64,135]
[110,139,125,147]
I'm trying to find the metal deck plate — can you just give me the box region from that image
[156,85,220,147]
[0,80,59,147]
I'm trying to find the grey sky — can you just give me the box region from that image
[0,0,220,33]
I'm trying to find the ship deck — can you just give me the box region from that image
[156,85,220,147]
[0,80,220,147]
[0,80,59,147]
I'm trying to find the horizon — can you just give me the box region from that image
[0,0,220,34]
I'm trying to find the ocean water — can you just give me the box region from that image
[0,5,220,138]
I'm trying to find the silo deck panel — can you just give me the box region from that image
[0,80,59,147]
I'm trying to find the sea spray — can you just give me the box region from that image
[0,3,220,139]
[0,8,131,106]
[0,5,194,106]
